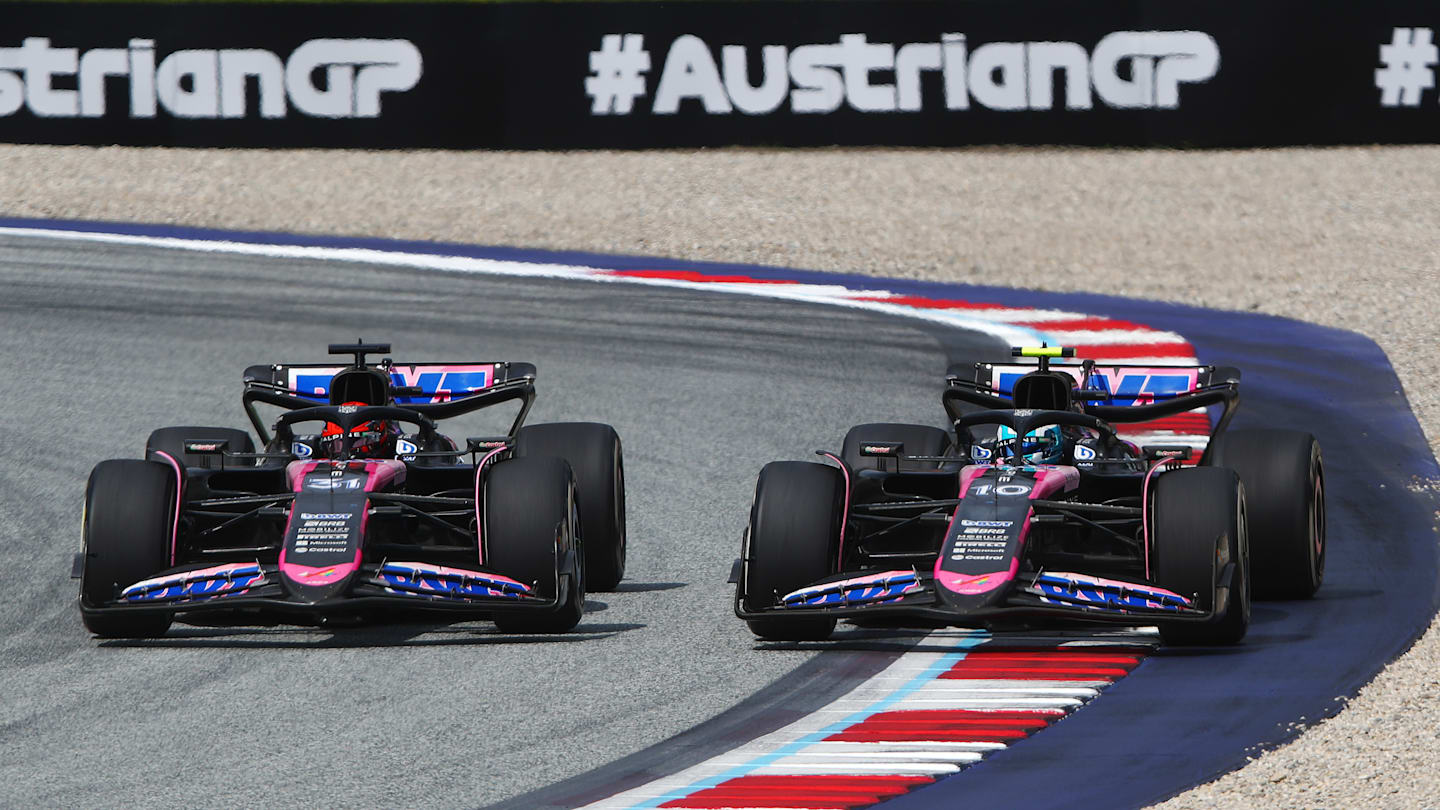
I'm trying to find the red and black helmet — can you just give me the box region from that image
[322,366,398,458]
[321,403,399,458]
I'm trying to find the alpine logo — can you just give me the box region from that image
[0,37,421,120]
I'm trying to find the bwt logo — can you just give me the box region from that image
[586,31,1219,116]
[293,370,490,403]
[0,37,422,119]
[996,367,1198,407]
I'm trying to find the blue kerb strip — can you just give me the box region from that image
[630,632,991,809]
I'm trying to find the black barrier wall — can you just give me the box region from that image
[0,1,1437,148]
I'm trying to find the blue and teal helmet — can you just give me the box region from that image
[996,424,1064,465]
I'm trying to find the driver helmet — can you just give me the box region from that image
[996,424,1064,465]
[322,402,400,459]
[321,365,397,458]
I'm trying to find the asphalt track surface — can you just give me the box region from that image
[3,228,1437,810]
[0,232,1005,808]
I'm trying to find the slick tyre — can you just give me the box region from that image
[485,456,585,634]
[842,423,953,471]
[79,460,175,638]
[515,423,626,591]
[146,426,255,469]
[744,461,844,641]
[1151,466,1250,646]
[1208,430,1325,599]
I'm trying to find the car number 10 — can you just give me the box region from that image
[969,483,1032,496]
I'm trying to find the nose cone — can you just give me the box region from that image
[280,484,368,603]
[935,468,1036,610]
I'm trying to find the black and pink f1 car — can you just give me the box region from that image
[75,342,625,638]
[734,347,1325,646]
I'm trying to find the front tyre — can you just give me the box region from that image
[1208,430,1324,599]
[515,423,626,592]
[484,456,584,634]
[743,461,844,641]
[79,460,175,638]
[1151,466,1250,646]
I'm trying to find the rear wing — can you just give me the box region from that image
[243,361,536,404]
[952,361,1239,405]
[946,360,1242,461]
[241,361,538,444]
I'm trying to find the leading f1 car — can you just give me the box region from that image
[735,346,1325,645]
[76,342,626,638]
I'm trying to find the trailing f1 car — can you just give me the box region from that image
[735,346,1324,646]
[76,342,626,638]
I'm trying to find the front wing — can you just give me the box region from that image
[735,569,1218,626]
[80,560,577,621]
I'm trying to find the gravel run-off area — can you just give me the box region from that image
[2,143,1437,807]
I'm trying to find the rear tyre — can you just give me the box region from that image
[515,423,626,591]
[743,461,844,641]
[842,423,953,471]
[1208,430,1324,599]
[146,426,255,469]
[1151,466,1249,646]
[484,456,585,634]
[79,460,175,638]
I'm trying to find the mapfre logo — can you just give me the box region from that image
[0,37,422,119]
[586,31,1219,116]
